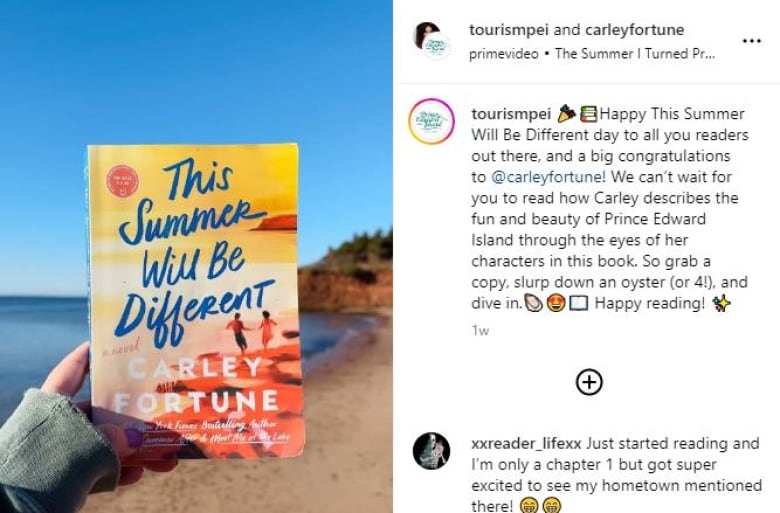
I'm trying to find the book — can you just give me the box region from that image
[580,105,598,123]
[86,144,305,461]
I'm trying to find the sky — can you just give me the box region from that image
[0,1,391,296]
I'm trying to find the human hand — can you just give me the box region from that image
[42,342,179,486]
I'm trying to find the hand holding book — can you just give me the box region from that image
[0,342,179,513]
[42,342,179,485]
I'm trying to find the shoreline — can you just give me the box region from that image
[83,309,392,513]
[302,308,388,377]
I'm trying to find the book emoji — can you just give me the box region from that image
[580,105,598,123]
[87,144,305,461]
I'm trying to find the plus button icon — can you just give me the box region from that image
[576,369,603,396]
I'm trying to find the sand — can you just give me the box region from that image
[83,311,392,513]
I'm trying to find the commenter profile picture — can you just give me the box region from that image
[413,432,450,470]
[408,98,455,145]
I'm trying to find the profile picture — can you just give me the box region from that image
[414,22,440,49]
[408,98,455,145]
[412,432,450,470]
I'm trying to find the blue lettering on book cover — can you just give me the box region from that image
[113,157,277,349]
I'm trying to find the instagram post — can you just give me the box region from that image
[0,2,390,513]
[1,0,777,512]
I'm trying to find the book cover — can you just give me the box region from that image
[87,144,305,461]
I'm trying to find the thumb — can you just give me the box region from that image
[41,342,90,397]
[96,424,136,460]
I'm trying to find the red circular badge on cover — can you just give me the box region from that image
[106,165,139,197]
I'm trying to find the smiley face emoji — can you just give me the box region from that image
[546,293,566,312]
[543,497,562,513]
[520,497,539,513]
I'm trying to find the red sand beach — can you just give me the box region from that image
[83,309,392,513]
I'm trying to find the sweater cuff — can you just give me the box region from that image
[0,389,120,513]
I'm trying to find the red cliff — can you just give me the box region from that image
[297,267,392,311]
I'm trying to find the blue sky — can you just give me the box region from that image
[0,1,391,296]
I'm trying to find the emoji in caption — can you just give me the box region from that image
[520,497,539,513]
[713,294,731,312]
[524,293,543,312]
[546,293,566,312]
[580,105,598,122]
[557,104,576,123]
[543,497,562,513]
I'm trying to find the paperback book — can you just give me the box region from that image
[87,144,304,461]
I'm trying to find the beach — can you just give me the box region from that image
[82,310,392,513]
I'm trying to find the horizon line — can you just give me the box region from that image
[0,294,87,299]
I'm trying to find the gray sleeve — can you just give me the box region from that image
[0,389,120,513]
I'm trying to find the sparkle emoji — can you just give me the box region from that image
[520,497,539,513]
[713,294,731,312]
[524,293,543,312]
[543,497,562,513]
[547,293,566,312]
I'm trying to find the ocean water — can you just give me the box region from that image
[0,296,376,422]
